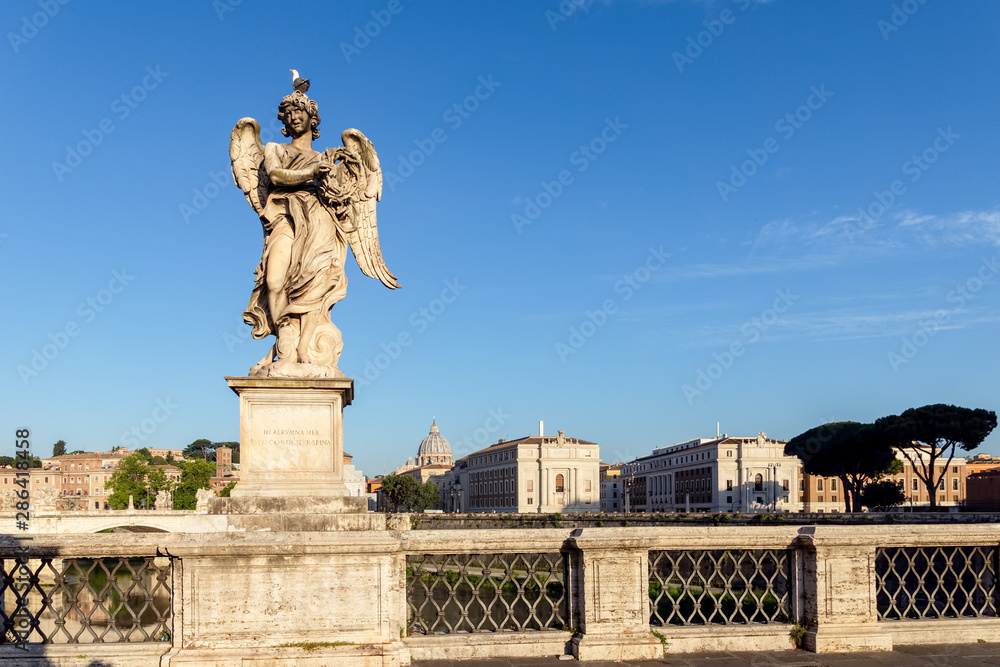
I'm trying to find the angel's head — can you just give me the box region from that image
[278,91,321,140]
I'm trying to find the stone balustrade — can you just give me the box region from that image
[1,523,1000,665]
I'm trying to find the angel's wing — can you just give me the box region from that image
[229,118,271,216]
[340,128,400,289]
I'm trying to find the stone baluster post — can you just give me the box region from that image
[797,528,891,652]
[567,530,663,661]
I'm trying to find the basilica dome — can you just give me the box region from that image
[416,420,454,466]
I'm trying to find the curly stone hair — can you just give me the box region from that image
[278,91,321,139]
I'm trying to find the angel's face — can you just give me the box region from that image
[285,108,311,137]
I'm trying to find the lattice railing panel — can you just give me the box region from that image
[649,549,793,626]
[876,546,998,621]
[406,553,567,634]
[0,557,172,644]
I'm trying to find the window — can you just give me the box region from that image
[818,496,824,503]
[726,496,733,504]
[799,479,804,491]
[952,478,959,491]
[727,451,733,457]
[817,479,824,491]
[527,480,533,492]
[528,498,533,505]
[613,491,617,498]
[953,466,958,473]
[756,496,764,505]
[912,479,919,491]
[830,479,838,491]
[938,479,945,491]
[726,480,733,491]
[585,480,592,492]
[781,479,789,491]
[832,496,837,503]
[783,495,789,503]
[754,474,763,492]
[555,474,564,493]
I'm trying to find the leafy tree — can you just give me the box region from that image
[136,448,153,462]
[68,450,86,455]
[381,474,421,512]
[785,422,896,512]
[418,481,440,512]
[183,439,214,461]
[27,456,42,468]
[172,459,216,510]
[151,455,167,465]
[166,452,175,463]
[220,481,237,497]
[0,456,13,467]
[877,404,997,509]
[105,453,169,510]
[860,480,906,511]
[52,440,66,457]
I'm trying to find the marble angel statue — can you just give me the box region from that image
[229,79,399,378]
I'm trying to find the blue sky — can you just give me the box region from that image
[2,0,998,476]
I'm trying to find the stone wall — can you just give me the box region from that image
[3,524,1000,664]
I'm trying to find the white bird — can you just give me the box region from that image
[290,69,310,93]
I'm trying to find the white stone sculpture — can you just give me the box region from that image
[230,78,399,379]
[195,488,214,512]
[155,489,172,510]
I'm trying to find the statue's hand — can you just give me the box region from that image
[312,162,332,178]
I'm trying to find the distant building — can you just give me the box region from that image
[440,424,600,513]
[600,464,622,513]
[799,448,968,512]
[966,453,1000,476]
[41,451,128,507]
[966,470,1000,512]
[147,448,185,461]
[621,433,799,514]
[383,421,457,510]
[209,445,238,495]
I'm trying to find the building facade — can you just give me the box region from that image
[440,427,600,513]
[599,464,622,513]
[798,449,968,512]
[621,433,800,513]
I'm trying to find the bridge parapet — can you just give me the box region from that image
[2,524,1000,665]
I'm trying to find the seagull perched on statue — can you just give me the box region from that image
[290,69,310,93]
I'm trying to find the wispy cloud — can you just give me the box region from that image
[658,207,1000,283]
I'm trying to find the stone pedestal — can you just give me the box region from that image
[226,376,354,498]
